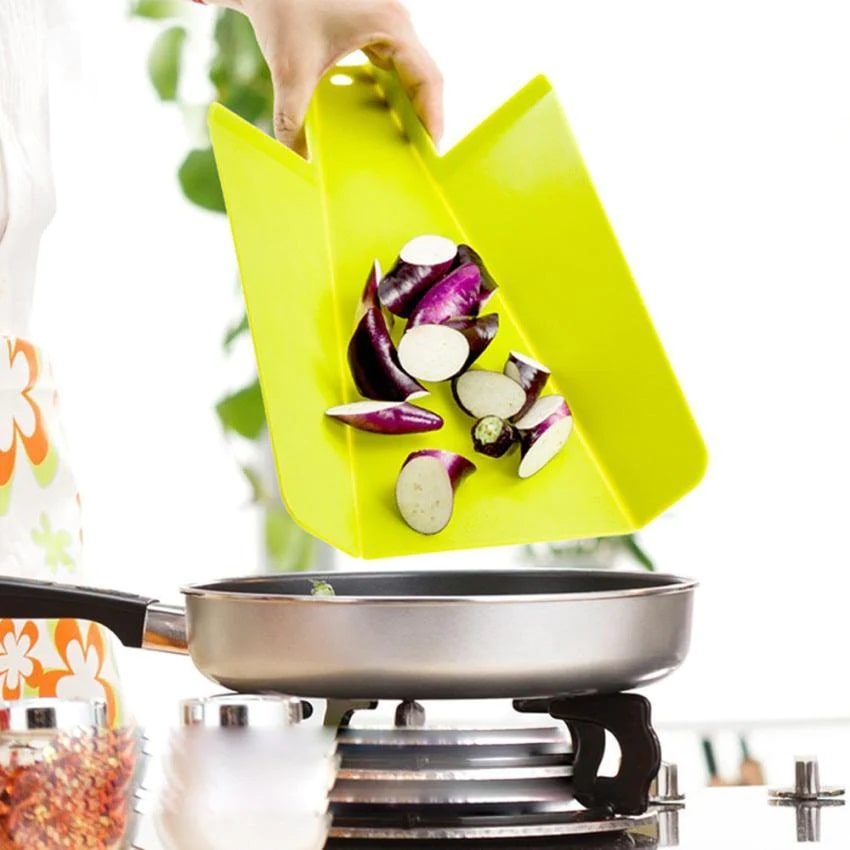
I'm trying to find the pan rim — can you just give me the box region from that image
[180,569,697,604]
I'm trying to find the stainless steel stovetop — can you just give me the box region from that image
[132,784,850,849]
[129,694,850,850]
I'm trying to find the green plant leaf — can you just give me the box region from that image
[265,504,315,572]
[216,380,265,440]
[178,148,226,213]
[148,26,186,102]
[239,464,269,503]
[619,534,656,571]
[222,84,272,126]
[132,0,182,19]
[223,314,249,350]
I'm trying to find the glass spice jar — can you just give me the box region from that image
[0,697,144,850]
[155,694,338,850]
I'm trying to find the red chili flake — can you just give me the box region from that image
[0,728,140,849]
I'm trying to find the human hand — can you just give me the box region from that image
[208,0,442,157]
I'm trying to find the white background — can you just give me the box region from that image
[30,0,850,788]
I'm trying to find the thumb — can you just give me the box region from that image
[271,71,316,157]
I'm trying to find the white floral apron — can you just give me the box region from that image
[0,1,124,726]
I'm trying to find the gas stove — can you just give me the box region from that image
[129,693,850,850]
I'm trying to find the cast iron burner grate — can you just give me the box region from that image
[323,692,661,843]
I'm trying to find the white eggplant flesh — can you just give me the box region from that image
[395,450,476,535]
[513,395,570,430]
[397,324,471,382]
[452,370,527,420]
[517,403,573,479]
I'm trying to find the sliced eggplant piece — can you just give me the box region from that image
[378,235,458,317]
[516,397,573,479]
[504,351,551,418]
[397,324,470,382]
[347,308,426,401]
[452,369,527,420]
[395,450,476,535]
[455,244,499,308]
[444,313,500,370]
[325,400,443,434]
[407,264,481,327]
[513,395,570,430]
[354,259,393,328]
[471,415,518,458]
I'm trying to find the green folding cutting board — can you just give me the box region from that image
[208,64,707,559]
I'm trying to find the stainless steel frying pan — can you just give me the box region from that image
[0,570,695,700]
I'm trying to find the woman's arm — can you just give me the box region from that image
[195,0,442,156]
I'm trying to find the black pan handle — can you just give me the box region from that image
[0,576,187,653]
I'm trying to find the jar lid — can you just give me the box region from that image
[0,698,107,732]
[179,694,303,728]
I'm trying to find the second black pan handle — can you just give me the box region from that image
[0,576,187,652]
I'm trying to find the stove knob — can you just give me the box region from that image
[651,761,686,805]
[768,756,845,801]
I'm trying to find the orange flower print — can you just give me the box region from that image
[39,620,118,726]
[0,339,49,487]
[0,620,44,700]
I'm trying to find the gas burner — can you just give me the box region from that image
[327,809,656,841]
[326,692,662,843]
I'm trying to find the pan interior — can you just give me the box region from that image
[183,569,694,600]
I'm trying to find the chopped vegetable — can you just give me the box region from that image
[452,369,527,420]
[395,450,476,534]
[397,324,471,382]
[515,396,573,478]
[347,308,427,402]
[354,259,393,328]
[407,263,481,327]
[504,351,551,418]
[310,579,336,597]
[471,415,518,458]
[325,400,443,434]
[513,394,569,430]
[444,313,500,370]
[378,235,458,317]
[455,244,499,308]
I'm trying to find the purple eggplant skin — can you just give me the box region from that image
[347,308,426,402]
[377,236,458,318]
[354,259,394,329]
[471,415,518,458]
[325,401,443,435]
[504,351,551,419]
[407,264,482,327]
[455,244,499,302]
[444,313,499,370]
[402,449,477,488]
